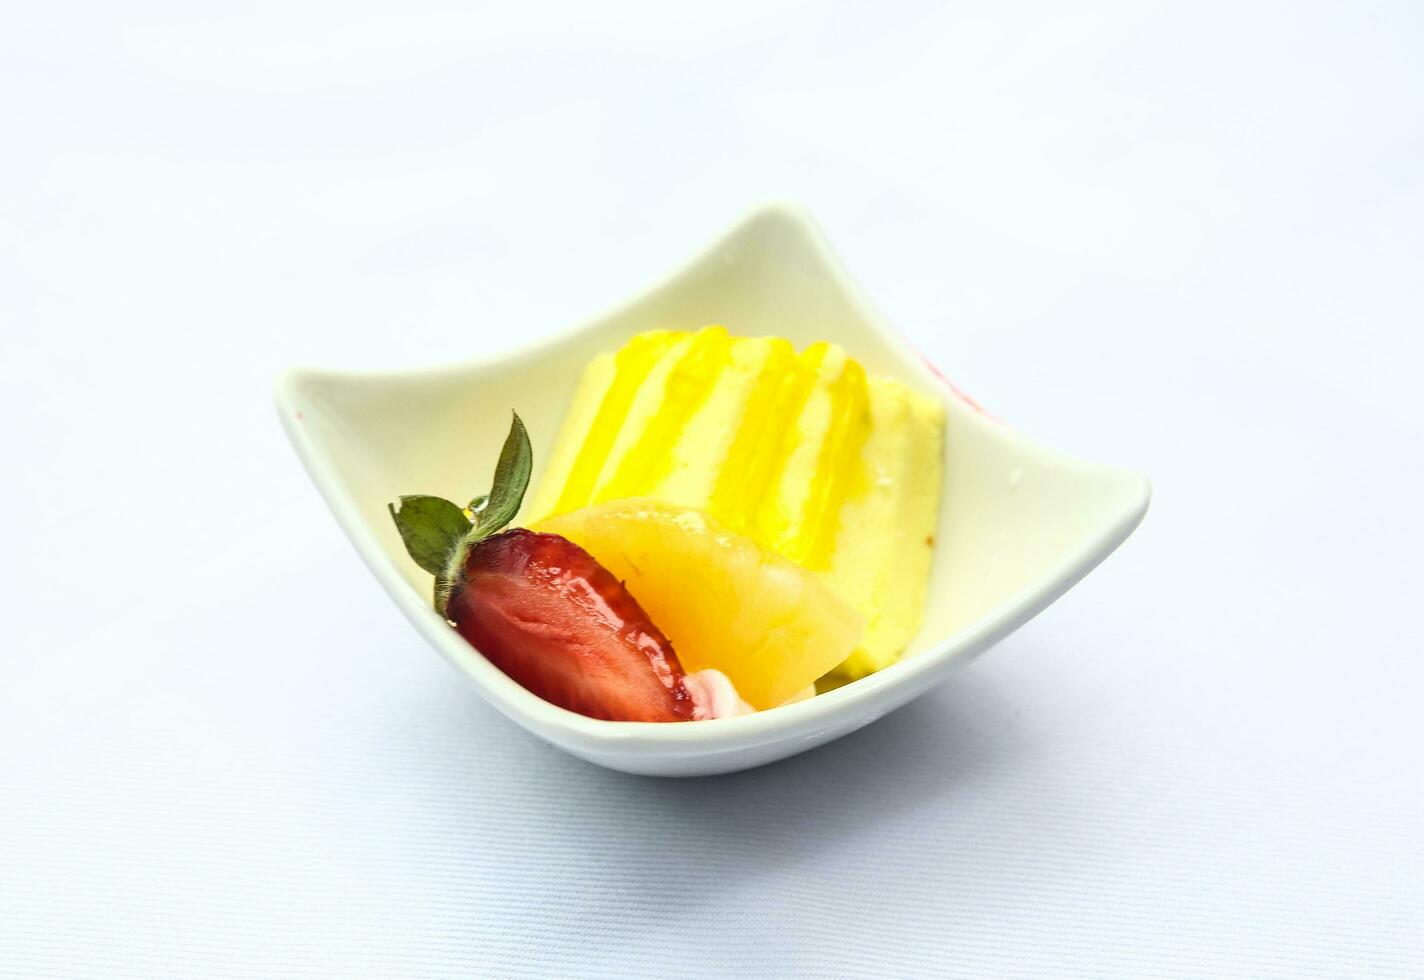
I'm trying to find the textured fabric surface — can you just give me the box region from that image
[3,1,1423,976]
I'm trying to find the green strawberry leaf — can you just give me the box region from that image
[388,495,471,576]
[389,411,534,617]
[468,411,532,542]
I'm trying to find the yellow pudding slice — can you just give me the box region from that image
[526,326,945,680]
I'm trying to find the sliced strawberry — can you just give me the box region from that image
[447,528,697,722]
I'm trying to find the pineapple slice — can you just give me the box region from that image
[538,500,862,709]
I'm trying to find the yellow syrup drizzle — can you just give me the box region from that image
[792,354,871,569]
[748,341,834,558]
[551,329,685,516]
[707,337,798,535]
[596,326,734,501]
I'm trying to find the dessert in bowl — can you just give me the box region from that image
[277,204,1149,776]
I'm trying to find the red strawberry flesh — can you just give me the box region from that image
[447,528,697,722]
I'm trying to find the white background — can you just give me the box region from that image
[3,1,1422,976]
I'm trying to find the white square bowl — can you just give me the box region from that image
[276,204,1150,777]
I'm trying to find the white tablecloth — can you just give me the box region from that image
[4,2,1421,976]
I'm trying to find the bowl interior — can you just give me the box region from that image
[284,205,1147,672]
